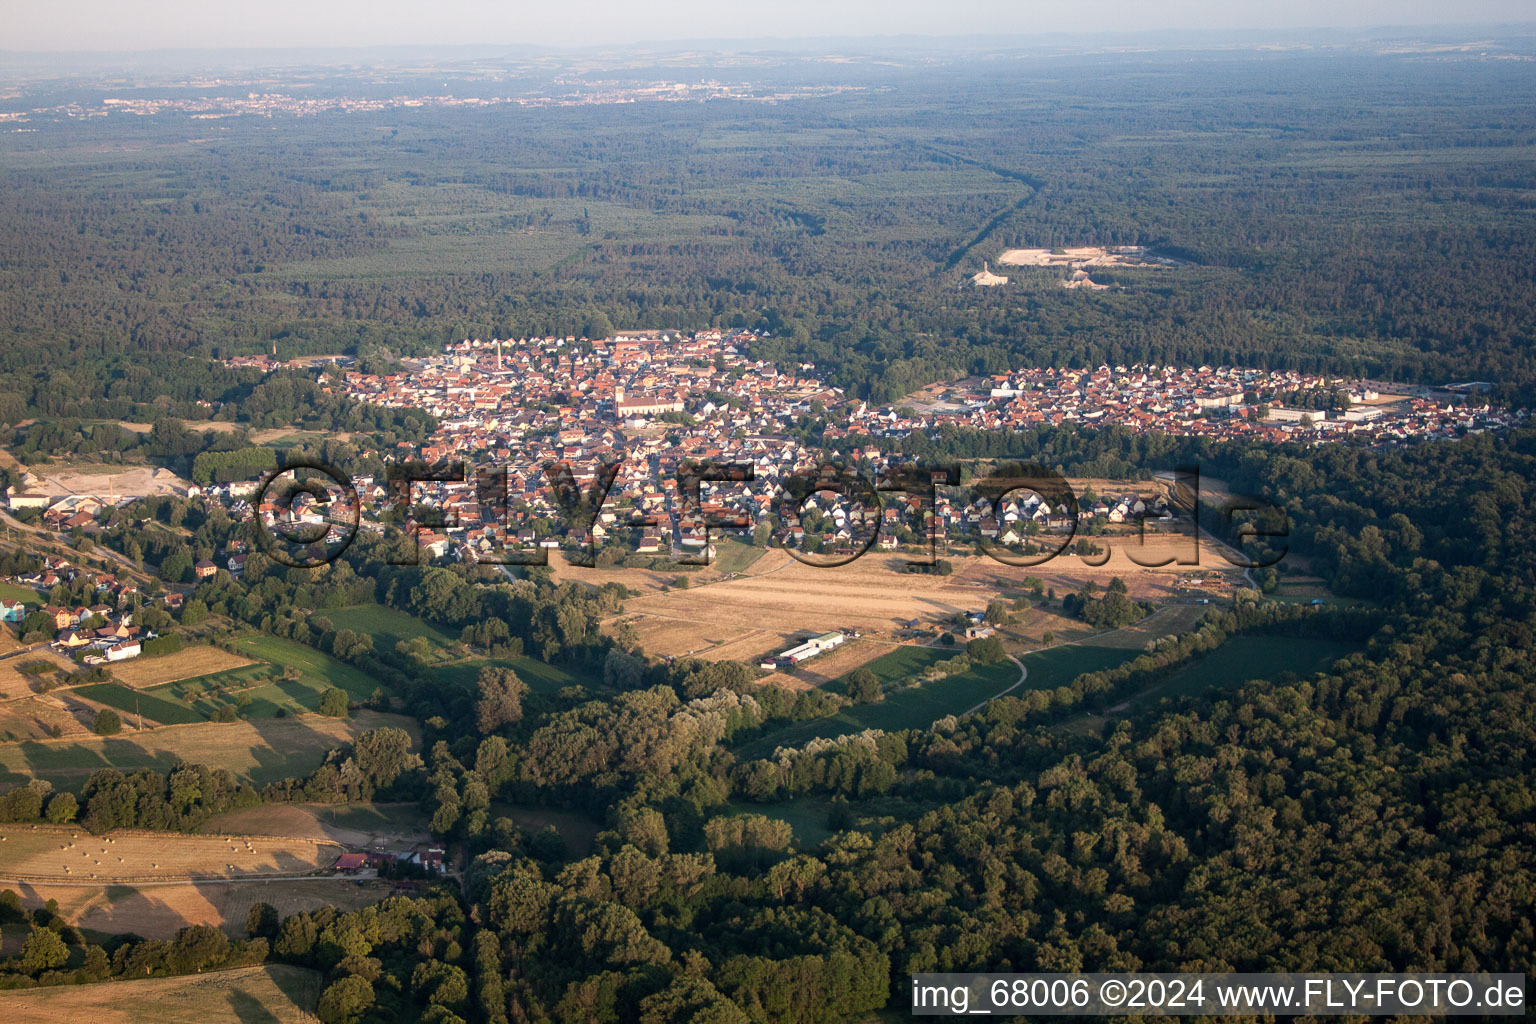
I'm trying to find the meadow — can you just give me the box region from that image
[1126,634,1363,707]
[0,710,416,789]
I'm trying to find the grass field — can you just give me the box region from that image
[73,682,206,726]
[324,603,460,662]
[0,709,418,788]
[0,583,41,607]
[428,655,597,695]
[214,634,381,712]
[489,802,602,857]
[1127,634,1362,706]
[739,641,1137,758]
[0,964,322,1023]
[852,644,959,684]
[710,539,767,575]
[0,823,339,881]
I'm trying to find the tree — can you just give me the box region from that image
[92,708,122,736]
[353,727,420,788]
[159,547,193,583]
[246,901,279,939]
[19,926,68,975]
[475,666,528,734]
[985,599,1014,626]
[317,975,375,1024]
[318,688,351,718]
[603,648,645,690]
[45,792,78,824]
[967,636,1007,665]
[844,668,882,704]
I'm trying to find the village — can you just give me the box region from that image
[287,331,1518,566]
[4,331,1520,582]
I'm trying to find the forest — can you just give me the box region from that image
[2,49,1536,421]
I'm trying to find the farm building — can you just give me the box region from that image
[760,631,846,669]
[335,852,368,873]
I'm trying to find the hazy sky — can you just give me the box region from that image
[8,0,1533,51]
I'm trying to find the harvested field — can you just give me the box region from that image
[0,709,419,789]
[202,802,429,855]
[106,645,257,689]
[13,878,390,940]
[614,539,1244,661]
[0,823,340,882]
[0,646,78,700]
[0,963,322,1023]
[0,692,92,742]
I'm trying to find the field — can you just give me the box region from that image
[104,645,257,689]
[0,646,78,703]
[613,535,1245,662]
[7,879,393,941]
[428,655,597,695]
[209,634,381,713]
[0,709,418,789]
[323,603,459,662]
[0,692,90,742]
[202,802,429,856]
[489,802,602,857]
[0,824,340,881]
[0,964,322,1023]
[738,639,1138,758]
[0,582,41,607]
[73,683,206,725]
[1122,634,1363,708]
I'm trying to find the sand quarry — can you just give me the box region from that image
[997,245,1187,268]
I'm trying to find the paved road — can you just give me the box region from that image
[960,654,1028,716]
[0,506,151,584]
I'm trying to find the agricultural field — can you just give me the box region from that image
[0,693,90,742]
[0,646,78,702]
[8,878,394,942]
[104,645,257,689]
[428,655,597,695]
[202,802,429,856]
[0,824,340,881]
[612,537,1245,662]
[73,683,205,725]
[0,964,322,1023]
[0,709,417,789]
